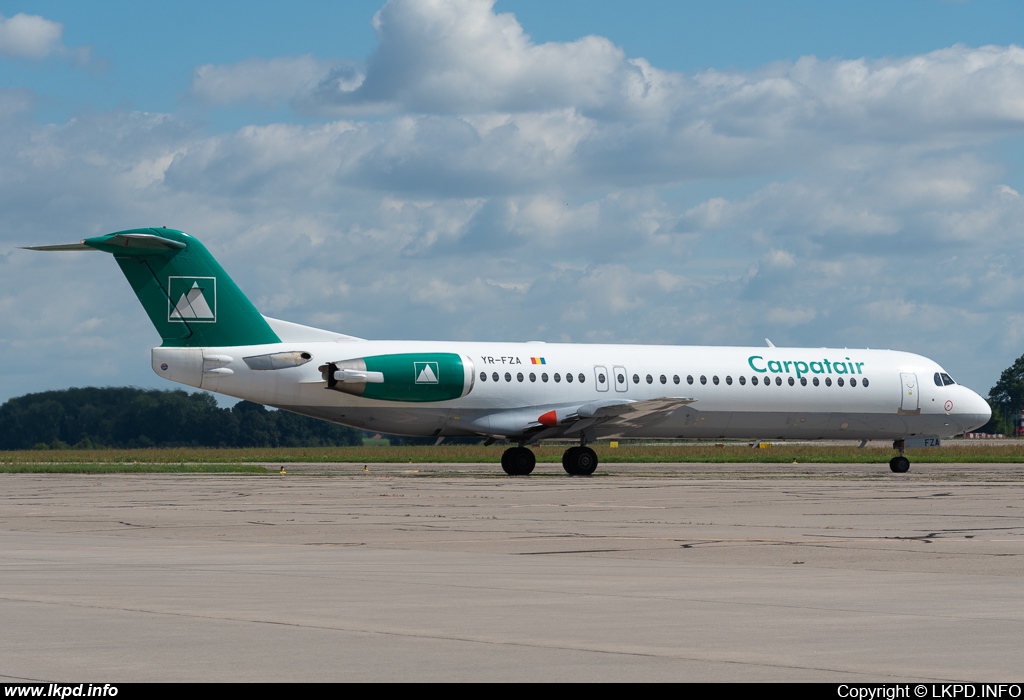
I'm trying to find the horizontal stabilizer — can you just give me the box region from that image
[24,233,187,254]
[21,242,95,251]
[88,233,187,253]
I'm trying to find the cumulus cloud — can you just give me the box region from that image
[0,13,88,63]
[305,0,681,117]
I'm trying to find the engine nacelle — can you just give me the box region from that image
[319,352,475,402]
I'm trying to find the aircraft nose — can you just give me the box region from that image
[957,389,991,433]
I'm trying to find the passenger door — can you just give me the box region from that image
[900,372,920,415]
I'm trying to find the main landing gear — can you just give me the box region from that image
[562,445,598,476]
[499,443,600,476]
[889,439,910,473]
[500,446,536,475]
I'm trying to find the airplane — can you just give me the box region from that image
[25,227,992,475]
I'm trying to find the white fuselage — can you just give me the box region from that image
[152,339,992,442]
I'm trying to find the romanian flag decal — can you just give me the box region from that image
[530,357,546,365]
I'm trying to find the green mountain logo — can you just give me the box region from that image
[168,276,216,323]
[414,361,439,384]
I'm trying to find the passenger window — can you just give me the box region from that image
[850,378,857,387]
[554,373,561,383]
[517,372,524,382]
[530,373,536,382]
[863,378,870,387]
[712,376,719,385]
[633,374,640,384]
[566,373,573,383]
[505,372,512,382]
[598,373,606,384]
[825,377,832,387]
[687,375,694,385]
[617,373,625,384]
[775,377,782,386]
[660,375,667,384]
[492,372,499,382]
[673,375,680,384]
[646,374,653,384]
[700,375,707,385]
[813,377,819,386]
[788,377,794,386]
[480,372,487,381]
[542,373,549,382]
[578,373,585,383]
[751,376,758,386]
[739,376,746,385]
[725,376,732,385]
[800,377,807,386]
[838,377,844,387]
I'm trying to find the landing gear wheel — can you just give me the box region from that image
[501,447,535,475]
[562,446,598,476]
[889,456,910,473]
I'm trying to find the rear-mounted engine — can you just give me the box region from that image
[319,352,475,402]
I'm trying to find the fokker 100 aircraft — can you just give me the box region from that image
[27,228,992,475]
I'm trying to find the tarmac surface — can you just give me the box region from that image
[2,462,1023,682]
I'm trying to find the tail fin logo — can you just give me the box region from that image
[168,276,217,323]
[414,361,439,384]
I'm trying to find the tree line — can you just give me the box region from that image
[0,387,365,450]
[985,353,1024,435]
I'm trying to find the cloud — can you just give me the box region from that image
[190,56,361,108]
[308,0,682,117]
[0,13,89,63]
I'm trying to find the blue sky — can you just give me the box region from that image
[2,0,1024,403]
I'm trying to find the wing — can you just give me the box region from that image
[463,397,696,442]
[585,396,696,432]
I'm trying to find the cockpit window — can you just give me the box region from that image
[935,372,956,386]
[934,372,942,387]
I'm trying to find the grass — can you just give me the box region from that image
[0,440,1022,470]
[0,463,268,474]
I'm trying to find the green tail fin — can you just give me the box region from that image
[83,228,280,348]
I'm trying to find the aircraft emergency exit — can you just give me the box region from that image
[26,227,992,475]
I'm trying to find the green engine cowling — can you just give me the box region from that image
[319,353,475,402]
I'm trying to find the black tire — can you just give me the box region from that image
[501,447,535,475]
[889,456,910,473]
[562,446,581,475]
[562,446,598,476]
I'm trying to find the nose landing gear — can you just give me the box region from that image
[889,439,910,473]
